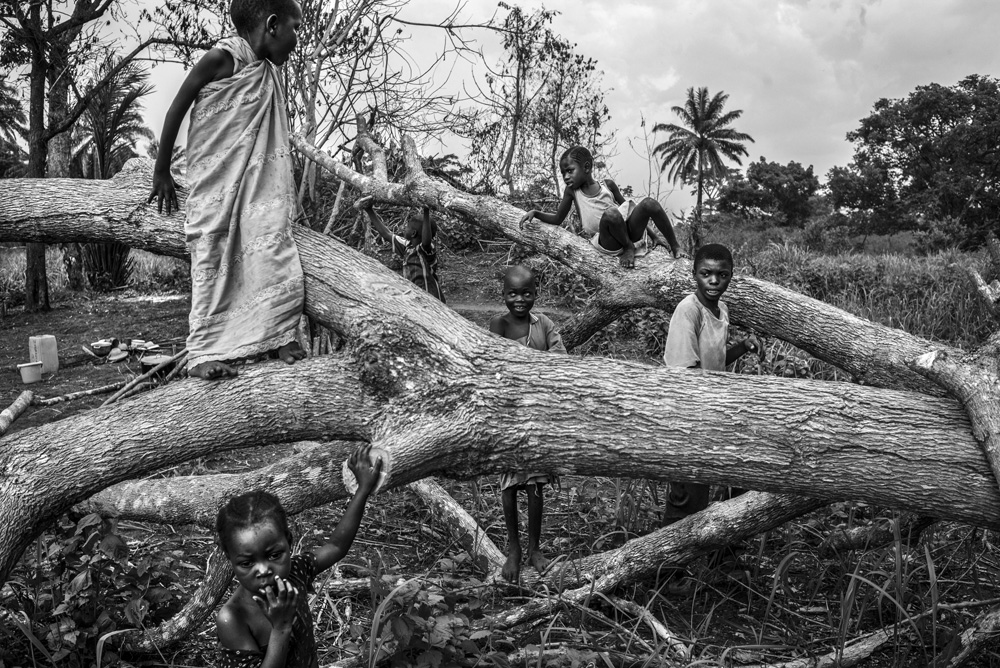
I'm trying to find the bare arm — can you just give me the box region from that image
[148,48,234,215]
[362,206,395,244]
[419,207,434,253]
[725,334,761,366]
[519,186,575,228]
[217,583,297,668]
[604,179,627,206]
[313,444,383,572]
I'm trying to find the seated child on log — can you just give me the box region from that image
[148,0,308,380]
[661,243,760,522]
[519,146,681,268]
[360,198,445,302]
[488,265,564,581]
[214,445,382,667]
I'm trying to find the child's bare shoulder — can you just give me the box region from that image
[216,596,256,649]
[488,313,508,334]
[201,47,237,80]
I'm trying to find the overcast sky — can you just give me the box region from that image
[144,0,1000,213]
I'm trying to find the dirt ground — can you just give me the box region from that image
[0,248,535,435]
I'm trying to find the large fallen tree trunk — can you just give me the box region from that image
[1,127,997,661]
[0,163,996,585]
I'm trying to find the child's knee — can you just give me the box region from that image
[599,209,624,231]
[638,197,663,214]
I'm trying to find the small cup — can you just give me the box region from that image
[18,361,43,384]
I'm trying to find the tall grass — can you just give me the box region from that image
[0,247,188,307]
[746,243,994,349]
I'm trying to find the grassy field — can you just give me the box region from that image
[1,232,998,667]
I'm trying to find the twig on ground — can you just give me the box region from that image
[0,390,33,437]
[100,350,187,407]
[935,602,1000,667]
[604,594,690,660]
[33,382,127,407]
[819,513,935,557]
[506,642,666,668]
[740,626,899,668]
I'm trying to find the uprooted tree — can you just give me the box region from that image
[2,116,1000,663]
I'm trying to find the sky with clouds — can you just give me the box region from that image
[144,0,1000,213]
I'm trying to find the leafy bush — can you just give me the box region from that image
[370,575,506,667]
[7,513,185,666]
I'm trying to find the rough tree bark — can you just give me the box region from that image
[0,124,997,660]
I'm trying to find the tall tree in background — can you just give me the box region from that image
[653,87,753,247]
[0,76,26,177]
[531,39,611,197]
[74,56,153,290]
[0,0,215,310]
[74,56,153,179]
[829,74,1000,247]
[459,3,612,198]
[718,157,820,226]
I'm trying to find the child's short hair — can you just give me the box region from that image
[693,243,734,269]
[230,0,298,35]
[216,490,291,555]
[560,146,594,168]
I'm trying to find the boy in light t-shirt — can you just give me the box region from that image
[662,243,760,522]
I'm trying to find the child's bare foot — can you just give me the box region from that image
[502,545,522,582]
[188,361,238,380]
[619,245,636,269]
[276,342,306,365]
[527,549,550,575]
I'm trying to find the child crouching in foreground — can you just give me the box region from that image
[661,244,760,522]
[215,445,382,667]
[488,265,565,581]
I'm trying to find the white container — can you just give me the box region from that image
[29,335,59,374]
[18,361,43,384]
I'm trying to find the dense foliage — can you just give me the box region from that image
[828,74,1000,247]
[717,157,820,226]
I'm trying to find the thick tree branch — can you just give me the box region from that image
[486,492,826,630]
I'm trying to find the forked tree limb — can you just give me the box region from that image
[0,148,954,395]
[910,341,1000,491]
[0,160,997,584]
[0,123,995,663]
[288,126,951,395]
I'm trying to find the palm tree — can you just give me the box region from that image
[0,77,27,178]
[74,56,154,179]
[653,87,753,247]
[73,56,153,290]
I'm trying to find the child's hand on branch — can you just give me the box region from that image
[744,334,762,357]
[353,195,375,212]
[518,210,537,230]
[252,576,298,631]
[148,171,179,215]
[348,444,383,495]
